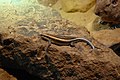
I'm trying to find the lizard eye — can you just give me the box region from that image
[111,0,118,6]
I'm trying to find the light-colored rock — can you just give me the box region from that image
[52,0,97,32]
[53,1,97,30]
[0,0,61,34]
[61,0,95,12]
[91,28,120,47]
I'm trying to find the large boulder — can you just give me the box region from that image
[0,19,120,79]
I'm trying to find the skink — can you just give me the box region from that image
[40,34,95,49]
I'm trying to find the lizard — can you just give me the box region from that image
[40,33,95,49]
[37,33,95,79]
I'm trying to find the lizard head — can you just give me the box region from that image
[95,0,120,24]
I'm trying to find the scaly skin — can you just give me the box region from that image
[40,34,95,49]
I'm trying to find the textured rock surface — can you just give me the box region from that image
[0,1,60,79]
[0,68,17,80]
[0,0,61,34]
[61,0,95,12]
[12,19,90,38]
[53,0,96,30]
[53,0,97,31]
[0,19,120,79]
[0,0,120,80]
[95,0,120,24]
[91,28,120,57]
[91,28,120,47]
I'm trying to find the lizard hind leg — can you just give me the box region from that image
[70,42,76,47]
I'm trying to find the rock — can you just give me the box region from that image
[0,68,17,80]
[91,28,120,57]
[91,28,120,47]
[0,0,61,34]
[0,1,120,79]
[52,0,97,31]
[61,0,95,12]
[0,22,120,79]
[95,0,120,24]
[14,18,92,37]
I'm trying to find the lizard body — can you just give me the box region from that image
[40,34,95,49]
